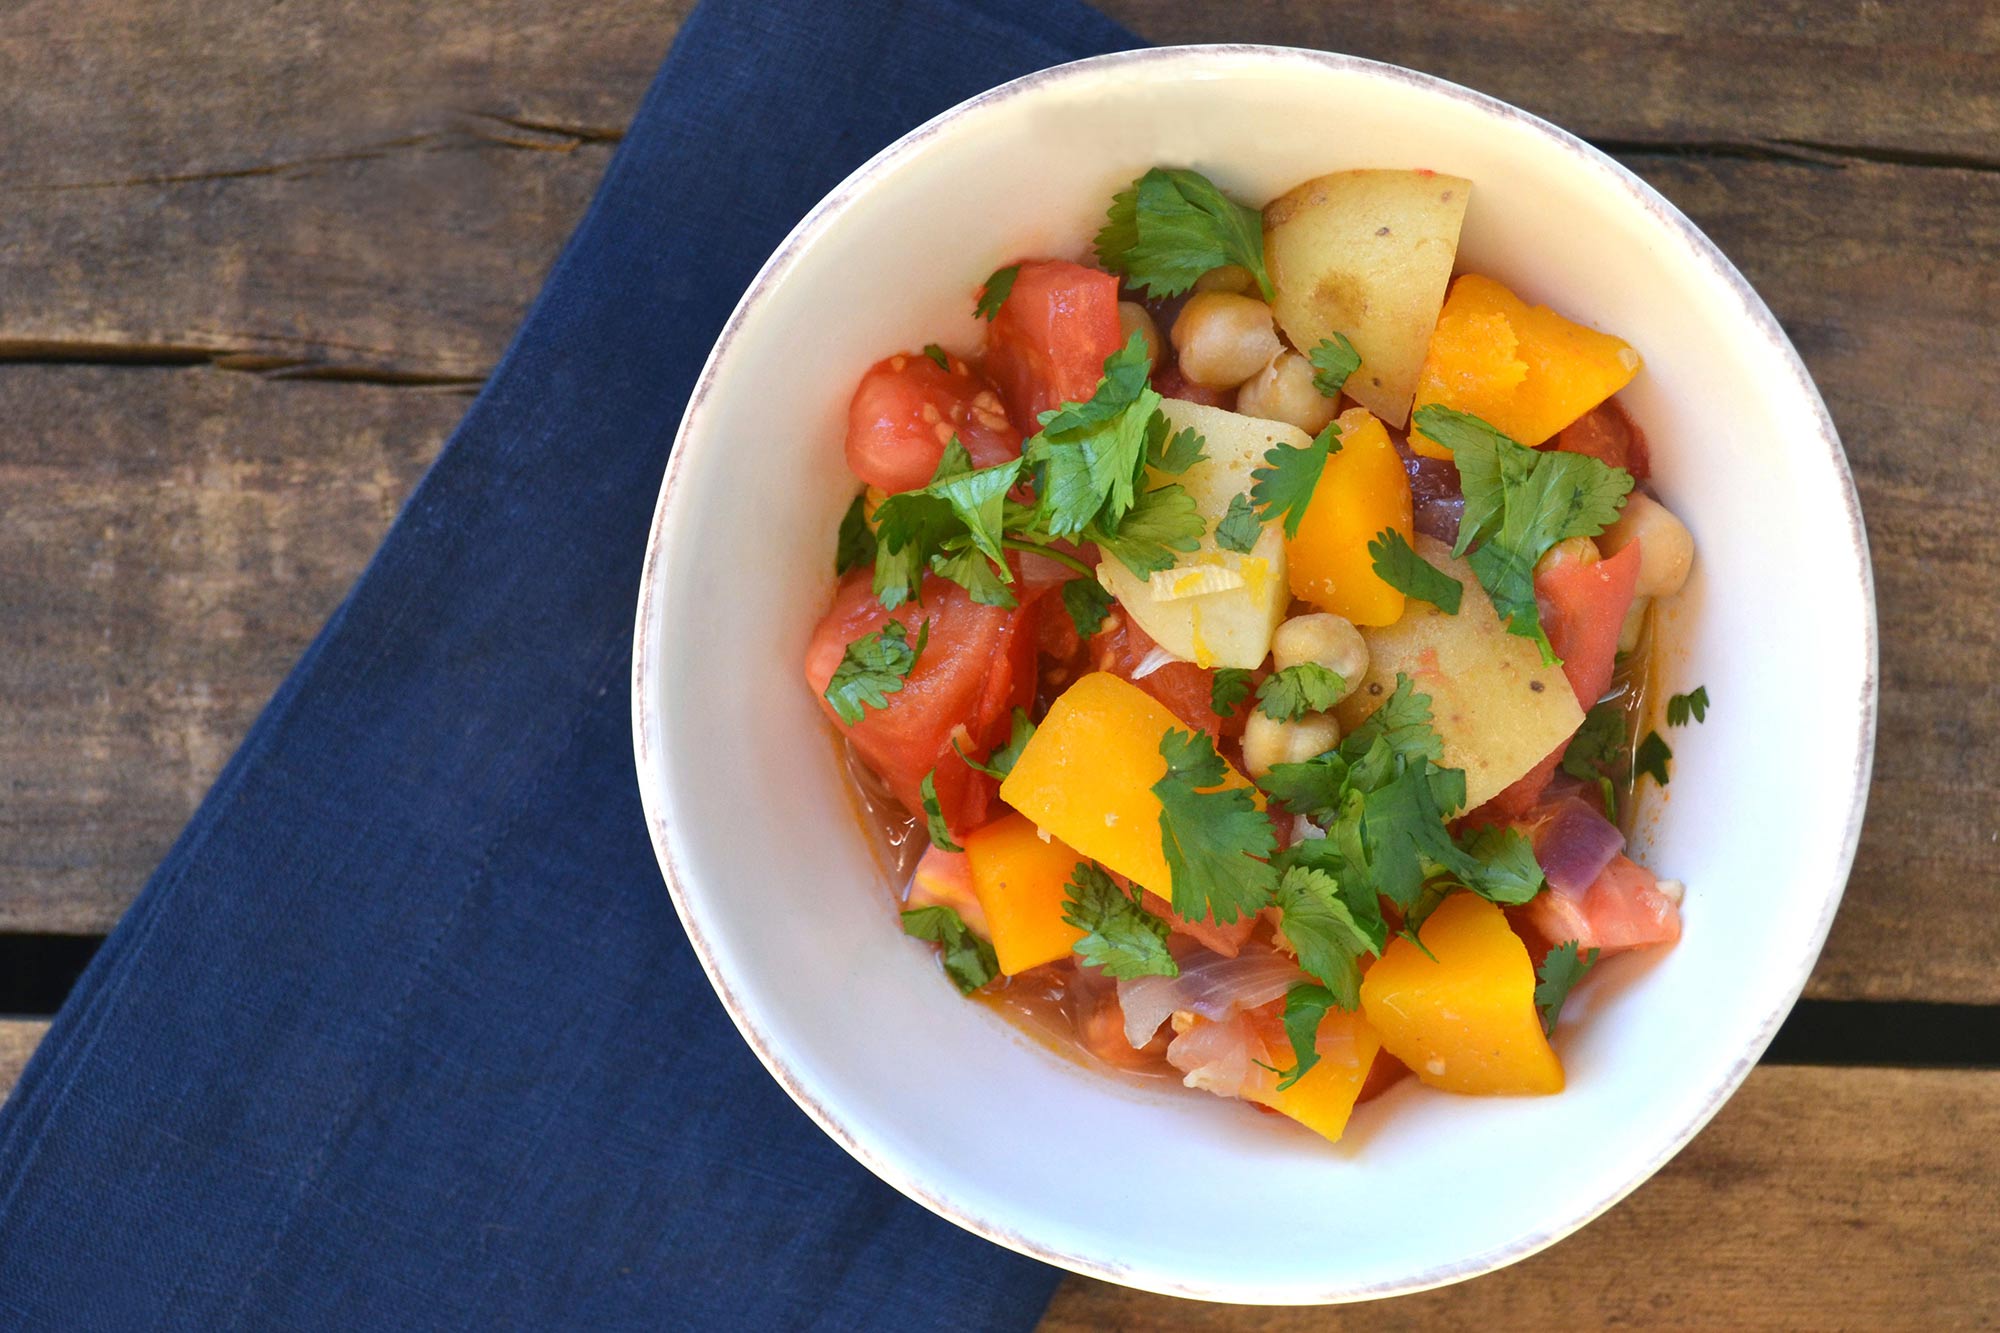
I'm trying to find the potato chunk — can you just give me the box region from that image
[1263,170,1471,428]
[1332,535,1580,811]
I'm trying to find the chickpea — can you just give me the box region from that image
[1618,596,1650,655]
[1170,293,1282,389]
[1117,301,1161,363]
[1534,535,1601,580]
[1241,711,1342,779]
[1601,493,1694,599]
[1235,350,1338,434]
[1192,264,1255,295]
[1270,613,1367,703]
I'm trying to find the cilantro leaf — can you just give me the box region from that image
[919,770,963,853]
[1340,674,1444,765]
[1563,700,1629,781]
[1635,730,1673,786]
[1255,664,1347,722]
[1274,866,1374,1008]
[929,546,1015,608]
[1273,983,1337,1091]
[835,492,876,575]
[1149,424,1207,474]
[1213,492,1263,554]
[921,343,950,370]
[1667,685,1710,727]
[1250,421,1340,540]
[1061,577,1115,639]
[1421,404,1634,662]
[1026,332,1162,535]
[1210,667,1254,717]
[1308,334,1361,398]
[900,905,998,994]
[975,264,1019,321]
[870,443,1026,607]
[1259,750,1352,822]
[1452,824,1545,905]
[1090,483,1205,579]
[953,709,1036,781]
[929,454,1023,567]
[823,619,927,725]
[1368,528,1463,612]
[1152,728,1278,924]
[1093,167,1274,301]
[1359,756,1468,908]
[1535,940,1600,1034]
[1061,862,1179,979]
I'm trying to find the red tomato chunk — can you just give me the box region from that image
[982,260,1124,435]
[845,353,1020,494]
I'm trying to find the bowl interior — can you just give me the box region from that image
[633,47,1872,1303]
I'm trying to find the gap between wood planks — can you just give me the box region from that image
[0,932,1994,1068]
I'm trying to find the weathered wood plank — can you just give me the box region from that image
[0,367,456,931]
[1041,1066,2000,1330]
[0,1021,48,1098]
[4,151,1993,1003]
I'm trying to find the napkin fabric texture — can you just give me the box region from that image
[0,0,1140,1327]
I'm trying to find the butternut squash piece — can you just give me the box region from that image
[1242,1005,1383,1143]
[962,813,1086,975]
[1284,407,1415,626]
[1408,274,1642,458]
[1359,893,1563,1095]
[998,672,1253,898]
[1333,535,1581,811]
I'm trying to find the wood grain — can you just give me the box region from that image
[0,0,1994,999]
[1040,1067,2000,1331]
[0,1021,48,1098]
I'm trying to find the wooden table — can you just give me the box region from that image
[2,2,1994,1324]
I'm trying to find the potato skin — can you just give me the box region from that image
[1263,170,1471,428]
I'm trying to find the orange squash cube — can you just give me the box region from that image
[1408,274,1642,458]
[998,672,1254,901]
[1285,408,1414,626]
[1243,1005,1383,1143]
[1359,892,1564,1095]
[962,814,1086,975]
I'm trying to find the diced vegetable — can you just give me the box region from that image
[1088,607,1251,742]
[1333,535,1581,810]
[1243,1004,1382,1142]
[998,671,1255,898]
[1601,493,1694,599]
[963,813,1087,975]
[845,352,1021,494]
[1408,274,1641,458]
[982,259,1125,435]
[1359,892,1564,1095]
[1283,408,1416,625]
[907,844,990,937]
[1262,170,1472,427]
[1515,852,1681,956]
[1095,399,1293,669]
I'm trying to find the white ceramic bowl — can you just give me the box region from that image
[632,46,1875,1304]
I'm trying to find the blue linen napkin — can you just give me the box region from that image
[0,0,1141,1326]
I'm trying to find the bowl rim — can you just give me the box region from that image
[631,42,1878,1304]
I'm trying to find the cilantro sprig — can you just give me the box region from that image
[823,619,928,726]
[1094,167,1274,301]
[1272,983,1338,1091]
[1368,528,1463,613]
[834,492,876,575]
[1250,421,1340,540]
[919,770,962,852]
[1535,940,1600,1034]
[1152,728,1278,924]
[1210,667,1254,717]
[1214,493,1263,554]
[1308,335,1361,399]
[1274,866,1376,1009]
[1255,664,1346,722]
[1563,699,1628,818]
[952,709,1036,781]
[1635,730,1673,786]
[975,264,1019,321]
[1667,686,1710,726]
[901,905,999,994]
[1419,404,1634,663]
[1061,577,1115,638]
[1061,862,1179,978]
